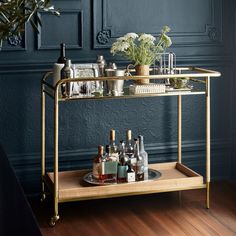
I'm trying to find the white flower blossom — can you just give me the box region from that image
[110,27,171,65]
[117,36,127,42]
[138,34,156,43]
[124,32,138,39]
[110,41,130,54]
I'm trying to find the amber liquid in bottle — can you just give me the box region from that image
[93,145,106,181]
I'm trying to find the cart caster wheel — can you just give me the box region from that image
[40,193,46,202]
[49,215,59,227]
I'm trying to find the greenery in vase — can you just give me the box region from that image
[110,26,172,66]
[0,0,60,48]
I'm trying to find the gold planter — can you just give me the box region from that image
[135,65,150,84]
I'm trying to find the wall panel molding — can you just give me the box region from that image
[37,10,83,50]
[93,0,223,49]
[0,55,232,74]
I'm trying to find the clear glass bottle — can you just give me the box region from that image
[118,140,124,154]
[125,130,134,159]
[104,146,117,183]
[60,59,73,97]
[138,135,149,180]
[93,145,105,180]
[117,141,128,183]
[134,139,144,181]
[109,129,118,161]
[57,43,67,64]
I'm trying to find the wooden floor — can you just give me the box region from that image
[30,181,236,236]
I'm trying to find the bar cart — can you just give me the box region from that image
[41,67,221,226]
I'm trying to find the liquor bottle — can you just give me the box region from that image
[118,140,124,154]
[109,129,118,160]
[134,139,144,181]
[126,164,135,183]
[53,43,67,87]
[104,146,117,183]
[57,43,67,64]
[60,59,73,97]
[138,135,149,180]
[93,145,105,180]
[125,130,134,159]
[117,141,128,183]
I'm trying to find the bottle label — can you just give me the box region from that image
[127,172,135,182]
[104,161,117,175]
[118,166,128,178]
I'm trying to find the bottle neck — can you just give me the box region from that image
[98,145,104,156]
[134,141,140,156]
[57,43,66,63]
[61,44,65,57]
[65,59,71,67]
[139,136,145,152]
[110,130,116,146]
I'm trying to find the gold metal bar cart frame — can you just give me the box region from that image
[41,67,220,226]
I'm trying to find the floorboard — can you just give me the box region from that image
[30,181,236,236]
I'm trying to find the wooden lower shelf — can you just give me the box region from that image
[44,162,205,203]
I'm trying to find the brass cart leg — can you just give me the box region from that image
[206,77,211,209]
[49,88,60,226]
[178,95,182,164]
[178,95,182,205]
[41,83,46,202]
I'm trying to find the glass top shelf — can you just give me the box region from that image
[41,66,220,101]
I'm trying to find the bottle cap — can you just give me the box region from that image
[110,129,115,141]
[98,145,104,154]
[127,130,132,140]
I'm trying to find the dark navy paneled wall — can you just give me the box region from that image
[0,0,235,193]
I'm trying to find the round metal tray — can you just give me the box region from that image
[83,168,161,185]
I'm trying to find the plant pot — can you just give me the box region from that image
[135,65,150,84]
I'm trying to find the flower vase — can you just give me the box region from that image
[135,65,150,84]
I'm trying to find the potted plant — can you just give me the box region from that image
[0,0,59,49]
[110,26,172,84]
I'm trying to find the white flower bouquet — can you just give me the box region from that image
[110,26,172,66]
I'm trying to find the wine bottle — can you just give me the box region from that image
[138,135,149,180]
[117,141,128,183]
[134,139,144,181]
[125,130,134,159]
[109,129,118,160]
[57,43,67,64]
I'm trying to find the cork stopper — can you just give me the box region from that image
[127,129,132,140]
[98,145,104,155]
[110,129,115,141]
